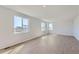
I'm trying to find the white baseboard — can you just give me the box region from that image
[54,33,73,36]
[73,35,79,40]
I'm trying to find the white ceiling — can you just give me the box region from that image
[4,5,79,21]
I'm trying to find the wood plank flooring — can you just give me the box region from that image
[0,34,79,54]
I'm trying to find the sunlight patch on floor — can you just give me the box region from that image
[10,44,24,54]
[2,44,24,54]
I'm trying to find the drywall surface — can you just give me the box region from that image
[52,19,73,36]
[73,16,79,40]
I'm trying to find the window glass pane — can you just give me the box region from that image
[23,18,29,32]
[14,16,22,32]
[49,23,53,30]
[41,22,46,31]
[14,16,22,28]
[23,18,29,25]
[41,23,45,27]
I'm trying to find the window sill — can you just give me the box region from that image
[14,31,28,34]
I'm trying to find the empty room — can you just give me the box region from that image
[0,5,79,54]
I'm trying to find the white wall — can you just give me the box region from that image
[51,19,73,36]
[73,16,79,40]
[0,6,48,49]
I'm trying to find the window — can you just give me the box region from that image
[41,22,46,31]
[14,16,29,33]
[23,18,29,32]
[48,23,53,30]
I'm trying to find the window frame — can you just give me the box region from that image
[48,23,53,31]
[41,22,46,32]
[14,16,29,34]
